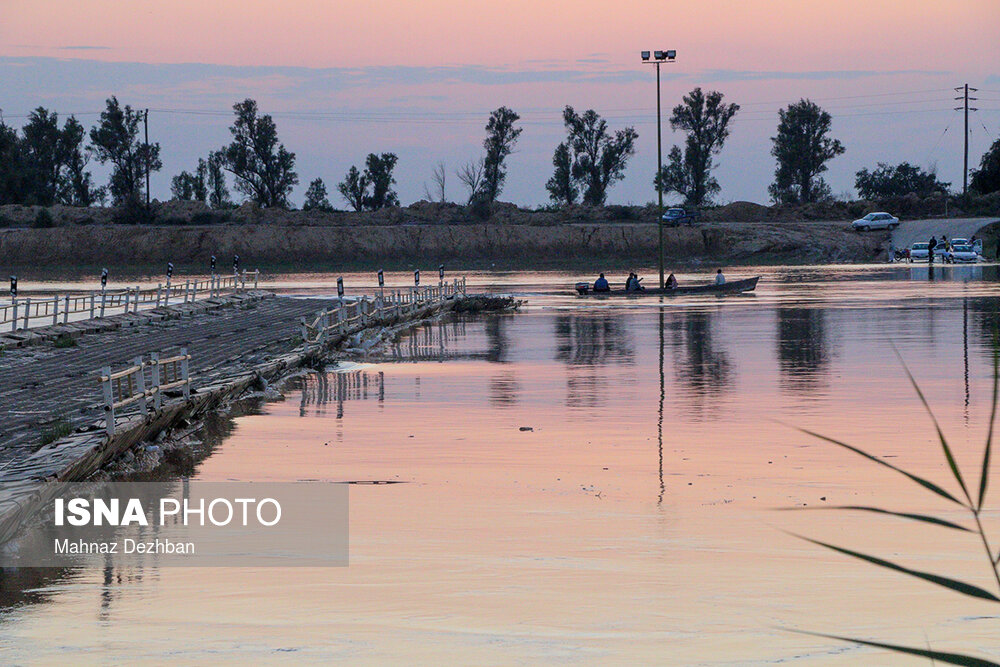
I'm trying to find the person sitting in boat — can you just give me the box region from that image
[665,273,678,289]
[593,273,610,292]
[715,269,726,285]
[625,272,644,292]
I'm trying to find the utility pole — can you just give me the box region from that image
[954,84,978,198]
[144,109,151,207]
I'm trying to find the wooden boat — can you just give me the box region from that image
[574,276,760,297]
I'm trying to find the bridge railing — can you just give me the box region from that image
[99,348,191,436]
[300,277,466,344]
[1,270,259,333]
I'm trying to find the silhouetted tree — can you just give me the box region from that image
[59,116,101,206]
[362,152,399,210]
[170,159,208,202]
[545,142,577,205]
[480,107,521,203]
[855,162,950,199]
[337,166,368,211]
[456,157,485,204]
[769,99,844,203]
[971,138,1000,196]
[0,121,27,205]
[206,151,232,209]
[337,153,398,211]
[220,99,297,208]
[303,177,333,211]
[20,108,63,205]
[655,88,739,206]
[561,106,637,205]
[431,161,446,202]
[89,97,161,206]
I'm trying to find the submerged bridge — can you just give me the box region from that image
[0,279,471,488]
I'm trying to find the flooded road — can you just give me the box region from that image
[2,266,1000,664]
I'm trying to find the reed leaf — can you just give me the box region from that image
[979,343,999,511]
[792,425,964,507]
[789,533,1000,602]
[779,505,972,532]
[895,347,974,507]
[788,630,1000,667]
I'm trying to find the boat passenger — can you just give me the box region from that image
[594,273,610,292]
[665,273,678,289]
[715,269,726,285]
[626,273,644,291]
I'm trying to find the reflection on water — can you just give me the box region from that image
[297,370,385,418]
[665,309,733,409]
[555,314,636,409]
[4,267,1000,664]
[776,307,836,392]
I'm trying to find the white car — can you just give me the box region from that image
[852,212,900,231]
[909,242,929,261]
[950,244,980,263]
[951,237,984,255]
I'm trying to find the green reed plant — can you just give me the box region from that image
[784,345,1000,666]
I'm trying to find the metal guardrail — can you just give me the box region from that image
[99,348,191,436]
[301,277,467,344]
[2,270,259,333]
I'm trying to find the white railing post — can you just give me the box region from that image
[89,293,95,319]
[180,347,191,400]
[123,289,131,315]
[150,352,162,411]
[134,356,148,416]
[156,284,163,307]
[52,296,59,326]
[22,297,31,329]
[134,286,140,313]
[11,299,18,332]
[101,365,115,437]
[63,295,70,323]
[253,270,259,289]
[99,291,106,318]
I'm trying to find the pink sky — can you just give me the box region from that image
[3,0,999,206]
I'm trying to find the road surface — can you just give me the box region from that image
[891,216,998,249]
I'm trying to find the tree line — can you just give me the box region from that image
[2,92,998,215]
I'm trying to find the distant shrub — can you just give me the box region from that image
[191,211,231,225]
[466,197,492,220]
[604,205,635,220]
[32,209,55,228]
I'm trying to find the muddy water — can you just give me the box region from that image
[3,266,1000,664]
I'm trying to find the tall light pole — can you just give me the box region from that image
[641,50,676,288]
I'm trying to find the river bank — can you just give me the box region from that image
[1,220,887,274]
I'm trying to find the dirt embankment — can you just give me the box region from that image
[0,220,884,271]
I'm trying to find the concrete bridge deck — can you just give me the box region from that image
[0,293,332,467]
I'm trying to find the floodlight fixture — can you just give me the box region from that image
[665,50,676,60]
[654,50,665,60]
[641,51,650,61]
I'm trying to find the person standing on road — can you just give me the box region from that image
[928,236,937,264]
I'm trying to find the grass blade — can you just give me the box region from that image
[779,505,972,532]
[790,533,1000,602]
[895,347,974,507]
[792,425,964,507]
[788,629,1000,667]
[979,341,999,511]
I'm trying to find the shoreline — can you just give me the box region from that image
[2,220,889,273]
